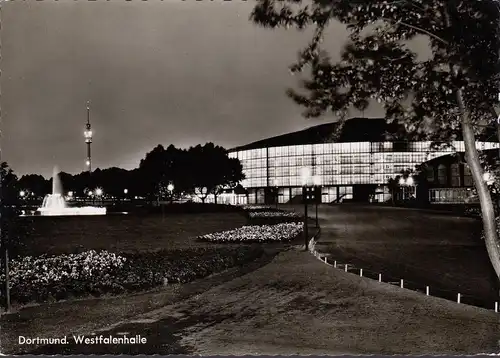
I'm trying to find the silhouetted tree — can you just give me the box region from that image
[251,0,500,284]
[17,174,49,198]
[1,162,21,311]
[187,143,245,204]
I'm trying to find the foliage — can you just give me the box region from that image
[0,246,264,305]
[251,0,500,142]
[250,0,500,281]
[187,143,245,203]
[15,142,245,204]
[197,223,303,243]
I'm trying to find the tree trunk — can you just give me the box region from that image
[459,89,500,284]
[214,194,218,205]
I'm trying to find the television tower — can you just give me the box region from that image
[83,101,93,173]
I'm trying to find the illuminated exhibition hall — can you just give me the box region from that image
[227,117,500,205]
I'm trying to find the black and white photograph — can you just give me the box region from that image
[1,0,500,355]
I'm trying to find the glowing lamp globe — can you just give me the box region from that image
[167,184,174,192]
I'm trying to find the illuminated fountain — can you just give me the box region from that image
[36,166,106,216]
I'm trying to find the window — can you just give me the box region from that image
[451,163,461,187]
[464,164,473,186]
[426,166,435,182]
[438,164,447,185]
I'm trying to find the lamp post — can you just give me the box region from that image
[95,188,103,206]
[399,176,415,203]
[301,167,312,251]
[312,175,320,228]
[167,183,174,205]
[272,179,279,209]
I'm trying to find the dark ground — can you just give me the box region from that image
[292,204,499,309]
[16,212,248,257]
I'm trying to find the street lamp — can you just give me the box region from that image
[167,183,174,204]
[272,179,279,209]
[301,167,312,251]
[19,190,26,198]
[399,176,416,202]
[312,175,321,228]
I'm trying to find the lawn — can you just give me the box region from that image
[294,204,500,310]
[16,212,248,257]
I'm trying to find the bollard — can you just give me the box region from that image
[324,257,327,263]
[400,279,404,288]
[457,293,461,303]
[426,286,429,296]
[378,273,382,282]
[495,302,498,313]
[360,269,363,277]
[334,260,337,268]
[345,264,348,272]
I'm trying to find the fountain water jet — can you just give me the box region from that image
[36,166,106,216]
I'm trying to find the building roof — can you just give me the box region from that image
[230,117,402,152]
[423,148,499,167]
[229,117,499,152]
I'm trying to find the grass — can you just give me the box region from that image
[16,212,248,257]
[298,204,500,310]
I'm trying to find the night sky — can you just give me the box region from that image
[2,0,428,178]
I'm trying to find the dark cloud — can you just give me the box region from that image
[2,0,427,178]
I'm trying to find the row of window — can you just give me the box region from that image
[429,188,477,204]
[242,174,391,187]
[427,163,474,187]
[231,141,500,161]
[241,153,436,171]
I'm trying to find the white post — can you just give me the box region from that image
[360,269,363,277]
[378,273,382,282]
[426,286,429,296]
[344,264,348,272]
[334,260,337,268]
[324,257,327,263]
[400,279,404,288]
[457,293,461,303]
[495,302,498,313]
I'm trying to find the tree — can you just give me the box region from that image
[17,174,49,199]
[139,145,167,203]
[251,0,500,285]
[0,162,20,311]
[187,143,245,204]
[138,144,184,204]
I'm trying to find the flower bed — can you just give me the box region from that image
[0,246,264,305]
[197,223,303,243]
[248,211,302,219]
[242,205,276,212]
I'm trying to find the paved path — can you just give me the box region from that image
[20,249,500,355]
[287,204,498,308]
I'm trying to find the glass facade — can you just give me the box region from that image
[429,188,478,204]
[229,141,499,204]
